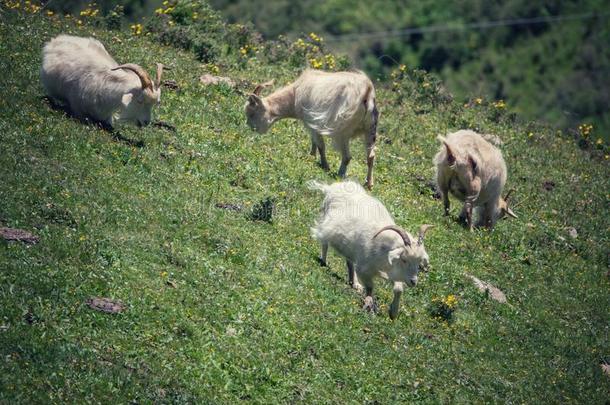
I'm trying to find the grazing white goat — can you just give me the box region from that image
[41,34,163,127]
[434,129,517,230]
[245,69,379,188]
[309,180,433,319]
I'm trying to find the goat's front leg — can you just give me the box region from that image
[360,275,377,313]
[437,175,451,216]
[462,201,474,231]
[337,138,352,178]
[478,203,492,229]
[389,281,404,320]
[365,143,375,190]
[311,132,329,171]
[318,242,328,266]
[463,181,481,231]
[346,260,363,292]
[309,134,317,157]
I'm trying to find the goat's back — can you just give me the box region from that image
[41,35,141,122]
[41,35,117,102]
[310,181,393,246]
[294,70,375,135]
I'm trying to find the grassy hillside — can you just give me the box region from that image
[1,5,609,403]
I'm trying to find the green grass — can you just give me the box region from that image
[1,9,609,403]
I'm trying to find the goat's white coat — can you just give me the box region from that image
[246,70,378,188]
[309,180,431,319]
[434,129,515,229]
[41,34,161,127]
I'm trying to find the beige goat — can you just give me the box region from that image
[435,130,517,230]
[245,69,378,188]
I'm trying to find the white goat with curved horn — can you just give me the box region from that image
[309,180,433,319]
[41,35,163,127]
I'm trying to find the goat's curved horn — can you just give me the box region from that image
[112,63,153,90]
[253,79,275,96]
[373,225,411,247]
[417,224,434,245]
[504,188,515,202]
[155,63,164,88]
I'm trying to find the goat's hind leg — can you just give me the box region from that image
[311,131,329,171]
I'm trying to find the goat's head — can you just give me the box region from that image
[373,224,433,287]
[113,63,163,127]
[244,80,274,134]
[442,140,479,190]
[497,188,518,221]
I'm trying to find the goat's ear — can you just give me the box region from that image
[468,155,478,174]
[248,94,262,107]
[443,141,455,165]
[253,79,275,96]
[387,248,403,266]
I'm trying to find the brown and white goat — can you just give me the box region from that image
[245,69,378,188]
[434,130,517,230]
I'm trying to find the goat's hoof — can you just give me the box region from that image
[362,296,377,313]
[317,257,327,267]
[351,282,364,293]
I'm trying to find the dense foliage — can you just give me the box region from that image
[211,0,610,139]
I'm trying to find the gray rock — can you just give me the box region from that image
[466,274,507,303]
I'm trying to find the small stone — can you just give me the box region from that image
[226,326,236,336]
[465,274,507,303]
[567,227,578,239]
[86,297,125,314]
[0,227,39,244]
[162,79,179,90]
[200,74,235,87]
[362,296,377,313]
[542,180,555,191]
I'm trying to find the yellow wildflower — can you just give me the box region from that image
[130,23,143,35]
[493,100,506,109]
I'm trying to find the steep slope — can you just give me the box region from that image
[0,6,608,403]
